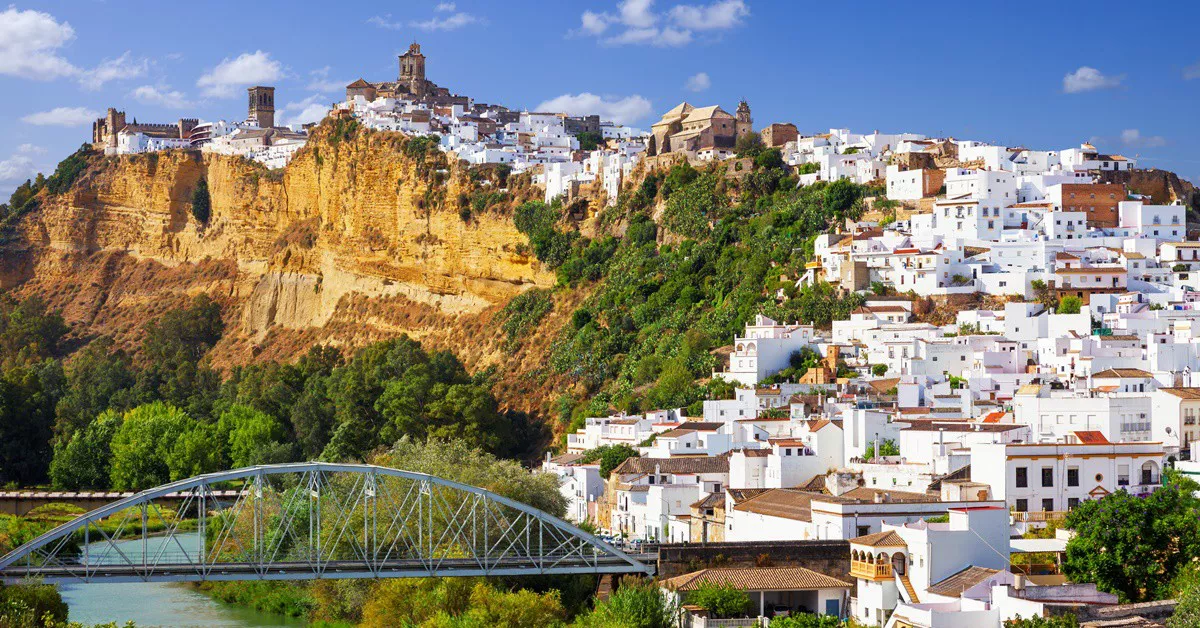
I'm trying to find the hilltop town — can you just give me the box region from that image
[21,39,1200,628]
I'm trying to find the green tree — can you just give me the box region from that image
[108,402,195,489]
[735,133,765,158]
[687,582,751,618]
[1057,295,1082,314]
[823,179,861,219]
[191,178,211,225]
[863,439,900,460]
[771,613,842,627]
[0,359,65,484]
[871,364,889,377]
[375,438,567,517]
[575,131,603,151]
[580,444,640,478]
[754,148,785,170]
[574,578,677,628]
[218,404,293,468]
[49,409,122,489]
[53,337,137,439]
[1062,470,1200,602]
[0,295,68,365]
[135,294,224,419]
[1170,565,1200,627]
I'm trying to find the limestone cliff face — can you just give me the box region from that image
[5,128,561,408]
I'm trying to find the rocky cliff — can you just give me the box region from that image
[1,124,572,412]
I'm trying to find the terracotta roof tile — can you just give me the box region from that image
[663,566,851,592]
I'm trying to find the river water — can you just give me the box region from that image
[58,534,307,627]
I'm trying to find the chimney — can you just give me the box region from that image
[1013,574,1026,592]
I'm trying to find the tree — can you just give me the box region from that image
[575,131,603,152]
[771,613,842,627]
[735,133,765,158]
[49,409,122,489]
[754,148,785,170]
[823,179,861,219]
[581,444,640,478]
[871,364,889,377]
[0,359,65,484]
[1057,295,1082,314]
[53,337,136,439]
[136,294,224,419]
[1062,470,1200,602]
[108,402,196,490]
[573,578,677,628]
[863,438,900,460]
[218,404,293,468]
[191,178,211,225]
[374,438,567,518]
[688,582,751,619]
[1170,566,1200,627]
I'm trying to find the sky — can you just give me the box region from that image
[4,0,1200,201]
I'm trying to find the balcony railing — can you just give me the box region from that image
[850,559,893,581]
[1011,510,1069,523]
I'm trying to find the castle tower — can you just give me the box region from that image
[93,108,127,149]
[247,86,275,129]
[735,100,753,138]
[398,42,427,95]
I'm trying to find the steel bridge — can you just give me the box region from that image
[0,463,653,584]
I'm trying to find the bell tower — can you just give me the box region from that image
[398,42,427,95]
[247,85,275,129]
[735,100,752,138]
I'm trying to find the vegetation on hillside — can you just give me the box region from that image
[503,156,873,433]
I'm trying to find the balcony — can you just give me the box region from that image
[850,559,893,581]
[1011,510,1069,524]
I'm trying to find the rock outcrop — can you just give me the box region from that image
[2,125,564,411]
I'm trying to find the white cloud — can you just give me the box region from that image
[1062,66,1123,93]
[130,85,195,109]
[578,0,745,48]
[370,11,481,32]
[619,0,658,28]
[280,95,330,128]
[669,0,747,30]
[0,154,36,182]
[21,107,101,127]
[80,51,148,90]
[0,7,80,80]
[685,71,711,92]
[434,2,456,11]
[306,66,349,93]
[579,11,611,35]
[1120,129,1166,148]
[535,93,653,125]
[17,144,46,155]
[1185,61,1200,81]
[196,51,283,98]
[412,12,479,31]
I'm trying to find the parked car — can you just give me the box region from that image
[770,605,791,618]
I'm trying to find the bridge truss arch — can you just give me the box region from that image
[0,462,652,584]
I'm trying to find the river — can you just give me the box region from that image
[58,533,307,627]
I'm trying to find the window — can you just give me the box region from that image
[1068,498,1080,510]
[857,525,870,537]
[1015,498,1028,512]
[1042,498,1054,512]
[1042,468,1054,487]
[1015,467,1028,488]
[1067,468,1079,487]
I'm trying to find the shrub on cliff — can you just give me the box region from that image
[191,179,211,225]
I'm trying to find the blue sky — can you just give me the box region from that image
[3,0,1200,201]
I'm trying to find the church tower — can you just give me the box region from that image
[398,42,427,95]
[247,86,275,129]
[735,100,753,138]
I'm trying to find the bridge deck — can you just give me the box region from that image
[2,554,658,584]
